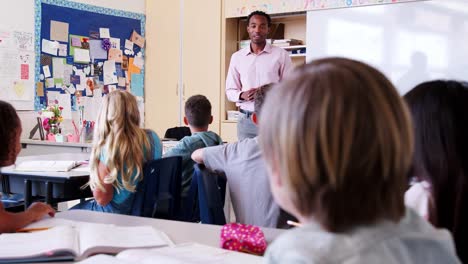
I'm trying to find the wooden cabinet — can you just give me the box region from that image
[220,12,307,142]
[145,1,221,137]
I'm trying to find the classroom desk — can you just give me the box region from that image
[56,210,285,247]
[25,210,285,263]
[0,153,92,209]
[20,139,92,156]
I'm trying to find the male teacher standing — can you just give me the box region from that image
[225,11,293,140]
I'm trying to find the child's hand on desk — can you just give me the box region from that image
[27,202,56,220]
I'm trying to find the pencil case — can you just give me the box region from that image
[220,223,267,255]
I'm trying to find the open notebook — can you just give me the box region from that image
[0,223,171,263]
[76,243,263,264]
[15,160,79,172]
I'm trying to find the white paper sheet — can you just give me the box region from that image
[99,28,110,38]
[42,39,58,56]
[124,39,134,50]
[103,60,118,85]
[56,93,72,119]
[43,65,51,78]
[52,57,65,79]
[133,56,144,69]
[74,48,90,63]
[110,38,120,49]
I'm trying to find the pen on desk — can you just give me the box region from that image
[287,220,302,228]
[16,227,51,233]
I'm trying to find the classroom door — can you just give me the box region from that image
[182,0,221,134]
[145,1,181,136]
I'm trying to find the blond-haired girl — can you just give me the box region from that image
[259,58,460,263]
[71,90,162,214]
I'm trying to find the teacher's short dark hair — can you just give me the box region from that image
[247,10,272,27]
[185,95,212,128]
[0,100,20,166]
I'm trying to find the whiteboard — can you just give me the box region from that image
[306,0,468,94]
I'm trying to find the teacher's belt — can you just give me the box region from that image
[239,108,254,118]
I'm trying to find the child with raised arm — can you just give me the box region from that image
[258,58,460,263]
[0,100,55,233]
[164,95,222,199]
[71,90,162,214]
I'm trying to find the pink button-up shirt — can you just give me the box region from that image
[225,43,293,111]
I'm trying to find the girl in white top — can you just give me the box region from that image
[258,58,461,263]
[404,80,468,263]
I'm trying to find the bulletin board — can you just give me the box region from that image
[34,0,146,115]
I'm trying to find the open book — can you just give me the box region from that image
[0,223,170,263]
[77,243,263,264]
[15,160,79,172]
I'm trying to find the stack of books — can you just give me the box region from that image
[272,39,303,47]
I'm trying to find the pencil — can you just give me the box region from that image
[287,220,302,228]
[16,227,50,233]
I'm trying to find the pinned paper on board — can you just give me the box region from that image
[125,39,134,50]
[133,56,144,69]
[71,36,81,47]
[89,31,99,39]
[63,64,72,85]
[122,56,129,70]
[110,38,120,49]
[40,54,52,66]
[103,60,118,85]
[42,65,51,78]
[81,41,90,50]
[131,73,144,97]
[69,35,91,56]
[36,82,44,97]
[56,93,72,119]
[89,40,107,60]
[130,30,145,48]
[99,28,110,38]
[52,57,65,79]
[108,48,122,63]
[58,44,67,57]
[70,75,80,85]
[127,57,140,83]
[45,78,55,88]
[74,48,90,63]
[50,20,69,42]
[42,39,58,55]
[118,77,126,87]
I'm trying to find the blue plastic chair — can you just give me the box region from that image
[130,156,182,220]
[183,164,226,225]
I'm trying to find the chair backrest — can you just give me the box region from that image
[189,164,227,225]
[164,126,191,141]
[131,156,182,220]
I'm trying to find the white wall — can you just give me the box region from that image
[306,0,468,94]
[7,0,145,139]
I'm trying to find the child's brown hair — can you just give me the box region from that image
[259,57,414,232]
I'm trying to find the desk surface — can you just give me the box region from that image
[21,139,92,148]
[56,210,285,247]
[0,153,91,179]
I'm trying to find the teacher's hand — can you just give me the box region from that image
[240,88,258,101]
